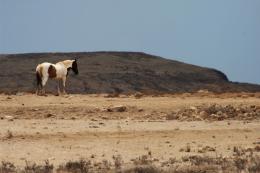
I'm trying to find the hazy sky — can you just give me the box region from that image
[1,0,260,84]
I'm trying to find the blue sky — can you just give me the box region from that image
[1,0,260,84]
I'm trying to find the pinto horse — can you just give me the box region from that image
[35,59,78,95]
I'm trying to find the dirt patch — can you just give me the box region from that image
[0,94,260,169]
[0,94,260,121]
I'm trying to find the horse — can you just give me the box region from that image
[35,59,78,95]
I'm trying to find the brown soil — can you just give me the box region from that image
[0,93,260,168]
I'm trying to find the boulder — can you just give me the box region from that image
[107,105,127,112]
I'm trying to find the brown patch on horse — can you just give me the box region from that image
[48,65,57,78]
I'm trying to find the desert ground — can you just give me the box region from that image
[0,93,260,172]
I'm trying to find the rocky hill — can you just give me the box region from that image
[0,51,259,94]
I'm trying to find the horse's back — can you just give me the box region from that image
[36,62,52,71]
[36,62,54,78]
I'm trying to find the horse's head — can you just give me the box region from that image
[72,59,79,75]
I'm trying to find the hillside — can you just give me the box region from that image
[0,51,259,94]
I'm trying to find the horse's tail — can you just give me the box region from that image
[35,66,43,87]
[36,71,42,87]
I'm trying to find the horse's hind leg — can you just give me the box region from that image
[36,72,42,95]
[35,84,39,95]
[36,84,42,95]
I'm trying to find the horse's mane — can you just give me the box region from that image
[57,60,73,68]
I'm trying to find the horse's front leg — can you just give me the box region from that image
[62,77,67,95]
[35,85,40,95]
[41,77,48,96]
[57,79,62,96]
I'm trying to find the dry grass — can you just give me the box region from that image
[0,161,16,173]
[57,159,91,173]
[1,147,259,173]
[2,130,14,140]
[24,160,53,173]
[0,160,53,173]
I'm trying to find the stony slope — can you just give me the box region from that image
[0,51,259,94]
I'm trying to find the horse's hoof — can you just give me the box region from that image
[40,93,47,96]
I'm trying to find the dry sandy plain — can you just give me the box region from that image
[0,93,260,172]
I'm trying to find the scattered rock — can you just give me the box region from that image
[197,89,210,94]
[100,108,108,112]
[107,105,127,112]
[44,113,55,118]
[89,125,99,128]
[4,130,13,139]
[104,93,120,98]
[134,92,143,99]
[198,146,216,153]
[32,108,40,111]
[64,95,73,99]
[16,92,24,96]
[4,115,14,121]
[165,113,179,120]
[138,108,144,112]
[71,117,76,120]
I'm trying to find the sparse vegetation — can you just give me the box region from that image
[0,161,16,173]
[179,144,191,153]
[123,165,161,173]
[1,151,259,173]
[197,146,216,153]
[113,155,123,171]
[57,159,91,173]
[24,160,53,173]
[4,130,13,140]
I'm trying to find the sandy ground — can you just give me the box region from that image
[0,93,260,167]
